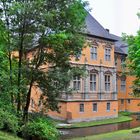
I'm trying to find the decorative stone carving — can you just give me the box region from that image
[90,68,98,74]
[104,70,112,75]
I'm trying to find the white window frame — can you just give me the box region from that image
[121,79,126,91]
[105,48,111,61]
[91,47,97,60]
[90,73,97,91]
[73,75,81,91]
[105,75,111,91]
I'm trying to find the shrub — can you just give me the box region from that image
[22,117,60,140]
[0,109,19,134]
[119,111,132,116]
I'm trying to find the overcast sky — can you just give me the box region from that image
[87,0,140,36]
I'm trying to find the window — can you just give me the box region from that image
[107,102,110,111]
[31,99,34,108]
[121,99,124,104]
[121,57,125,64]
[128,99,131,104]
[90,74,96,91]
[73,75,81,90]
[105,75,111,91]
[75,51,81,60]
[115,55,117,66]
[105,48,111,61]
[121,57,126,68]
[93,103,97,112]
[79,103,84,112]
[121,79,126,91]
[91,47,97,60]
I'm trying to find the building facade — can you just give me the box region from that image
[48,13,118,122]
[30,13,140,122]
[113,35,140,112]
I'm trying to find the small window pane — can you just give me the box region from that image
[80,103,84,112]
[107,102,110,111]
[128,99,131,104]
[93,103,97,112]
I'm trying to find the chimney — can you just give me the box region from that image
[106,29,109,32]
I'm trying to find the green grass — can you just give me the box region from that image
[57,115,132,128]
[69,127,140,140]
[0,131,22,140]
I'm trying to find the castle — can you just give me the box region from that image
[30,13,140,123]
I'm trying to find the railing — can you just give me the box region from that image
[60,92,117,100]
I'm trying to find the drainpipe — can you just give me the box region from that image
[99,59,102,99]
[84,57,88,99]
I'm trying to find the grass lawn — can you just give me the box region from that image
[69,127,140,140]
[56,115,132,128]
[0,131,22,140]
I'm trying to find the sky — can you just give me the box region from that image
[87,0,140,36]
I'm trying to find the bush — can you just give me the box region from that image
[22,117,60,140]
[0,109,19,134]
[119,111,132,116]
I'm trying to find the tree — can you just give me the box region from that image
[123,29,140,96]
[0,0,88,122]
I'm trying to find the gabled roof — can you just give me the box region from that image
[85,13,117,41]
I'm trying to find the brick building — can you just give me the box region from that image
[30,13,140,122]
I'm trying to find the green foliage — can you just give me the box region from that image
[123,29,140,96]
[22,117,60,140]
[0,109,19,134]
[119,111,132,116]
[0,0,88,121]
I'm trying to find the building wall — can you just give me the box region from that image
[49,100,118,123]
[116,53,140,112]
[47,37,118,122]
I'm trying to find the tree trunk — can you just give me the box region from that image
[23,76,34,122]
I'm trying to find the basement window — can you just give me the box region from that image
[128,99,131,104]
[79,103,84,112]
[93,103,97,112]
[107,102,110,111]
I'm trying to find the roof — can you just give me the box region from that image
[85,13,117,41]
[85,12,128,54]
[110,34,128,55]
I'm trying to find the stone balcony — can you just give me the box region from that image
[59,92,117,101]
